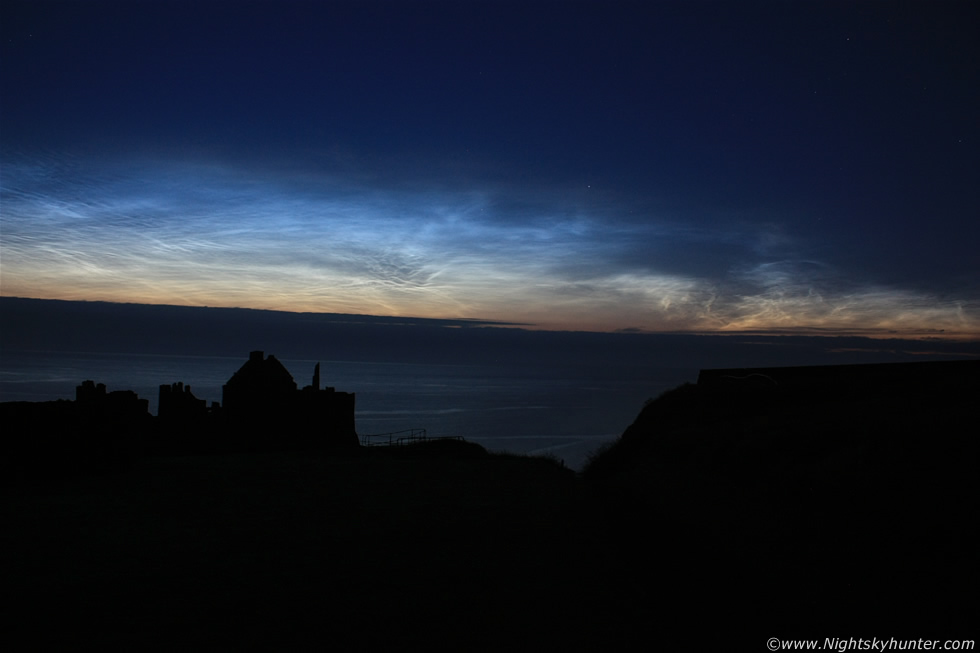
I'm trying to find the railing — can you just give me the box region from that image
[359,428,465,447]
[359,428,429,447]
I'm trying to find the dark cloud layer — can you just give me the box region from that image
[4,297,977,368]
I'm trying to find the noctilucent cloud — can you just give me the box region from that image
[1,1,977,336]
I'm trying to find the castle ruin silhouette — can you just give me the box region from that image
[219,351,357,450]
[153,350,357,452]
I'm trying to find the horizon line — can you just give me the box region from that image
[4,294,980,342]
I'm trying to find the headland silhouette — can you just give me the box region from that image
[2,356,976,646]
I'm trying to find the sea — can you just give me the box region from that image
[0,349,698,470]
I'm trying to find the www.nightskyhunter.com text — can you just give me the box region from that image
[767,638,974,652]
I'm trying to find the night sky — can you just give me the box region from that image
[2,0,978,337]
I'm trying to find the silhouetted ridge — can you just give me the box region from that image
[583,359,977,634]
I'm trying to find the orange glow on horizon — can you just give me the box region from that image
[4,285,978,342]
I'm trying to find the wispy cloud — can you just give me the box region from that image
[1,150,977,337]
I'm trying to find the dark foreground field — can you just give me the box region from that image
[3,361,978,649]
[4,445,624,650]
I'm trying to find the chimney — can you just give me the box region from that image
[250,350,264,363]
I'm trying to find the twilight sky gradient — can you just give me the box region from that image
[2,0,978,336]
